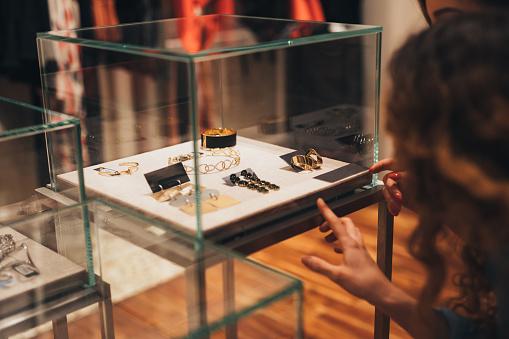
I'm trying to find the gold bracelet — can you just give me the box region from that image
[201,128,237,149]
[169,148,240,174]
[98,162,139,176]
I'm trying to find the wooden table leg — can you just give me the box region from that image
[374,200,394,339]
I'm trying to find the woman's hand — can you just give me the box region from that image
[302,199,437,338]
[369,158,407,216]
[301,198,391,304]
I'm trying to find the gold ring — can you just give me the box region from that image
[305,149,323,169]
[291,155,316,171]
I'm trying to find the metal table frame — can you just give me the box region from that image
[216,185,394,339]
[0,277,114,339]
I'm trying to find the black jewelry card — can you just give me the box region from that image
[313,163,368,183]
[144,163,190,193]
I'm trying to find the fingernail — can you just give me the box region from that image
[368,166,375,174]
[388,172,401,179]
[393,192,402,202]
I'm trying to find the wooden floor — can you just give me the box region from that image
[29,204,463,339]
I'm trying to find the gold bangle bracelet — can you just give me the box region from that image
[98,162,139,176]
[119,162,139,175]
[201,128,237,149]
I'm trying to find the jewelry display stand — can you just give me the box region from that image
[37,15,382,240]
[32,15,394,339]
[59,136,370,235]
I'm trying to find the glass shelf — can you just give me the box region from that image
[0,96,85,224]
[4,199,303,338]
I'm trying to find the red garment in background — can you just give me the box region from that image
[290,0,325,21]
[172,0,235,53]
[289,0,325,38]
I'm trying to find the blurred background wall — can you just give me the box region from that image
[0,0,426,161]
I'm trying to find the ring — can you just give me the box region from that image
[305,149,323,169]
[291,155,316,171]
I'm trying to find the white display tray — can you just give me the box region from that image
[59,137,367,234]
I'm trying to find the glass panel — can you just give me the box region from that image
[0,97,84,224]
[38,15,382,60]
[7,199,302,338]
[37,14,381,241]
[0,203,95,323]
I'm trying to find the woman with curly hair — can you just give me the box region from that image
[371,0,509,217]
[416,0,509,25]
[303,11,509,338]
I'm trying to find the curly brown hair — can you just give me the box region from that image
[416,0,509,24]
[387,11,509,335]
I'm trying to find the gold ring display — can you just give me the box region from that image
[305,148,323,169]
[291,149,322,171]
[291,155,316,171]
[201,128,237,149]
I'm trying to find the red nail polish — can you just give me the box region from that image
[388,172,401,180]
[391,203,401,212]
[393,192,402,202]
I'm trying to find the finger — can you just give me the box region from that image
[319,220,331,233]
[383,176,403,204]
[389,202,401,216]
[368,158,400,174]
[383,189,401,216]
[324,232,337,243]
[341,218,364,245]
[317,199,349,240]
[382,187,396,208]
[302,256,343,280]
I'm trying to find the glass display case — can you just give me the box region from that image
[0,97,85,225]
[37,15,382,241]
[4,199,302,338]
[0,200,95,337]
